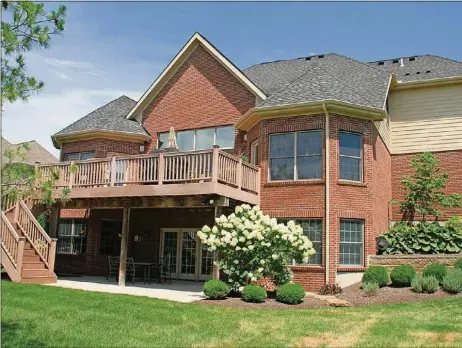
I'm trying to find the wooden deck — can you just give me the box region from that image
[36,147,260,205]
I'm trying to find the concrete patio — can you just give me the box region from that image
[44,276,206,303]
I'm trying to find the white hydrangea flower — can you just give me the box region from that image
[234,260,239,264]
[202,225,211,233]
[260,260,265,265]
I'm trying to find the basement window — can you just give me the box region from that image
[57,219,87,255]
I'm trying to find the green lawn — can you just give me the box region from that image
[2,281,462,348]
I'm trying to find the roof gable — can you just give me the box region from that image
[2,137,57,164]
[126,32,266,121]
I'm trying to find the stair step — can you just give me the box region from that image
[22,269,50,277]
[22,262,46,270]
[23,249,38,256]
[23,255,41,262]
[21,276,57,284]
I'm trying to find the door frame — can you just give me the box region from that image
[160,228,213,281]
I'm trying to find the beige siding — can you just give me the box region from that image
[374,119,391,151]
[389,84,462,154]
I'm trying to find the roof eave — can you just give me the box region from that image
[392,75,462,90]
[235,100,386,132]
[52,130,152,149]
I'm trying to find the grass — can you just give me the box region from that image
[2,281,462,347]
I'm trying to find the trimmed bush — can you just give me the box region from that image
[423,263,447,285]
[242,285,267,303]
[390,265,417,287]
[454,258,462,271]
[411,275,423,293]
[362,282,379,297]
[362,266,389,287]
[442,269,462,294]
[202,280,229,299]
[276,283,306,304]
[421,276,440,293]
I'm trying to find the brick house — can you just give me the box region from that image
[4,33,461,288]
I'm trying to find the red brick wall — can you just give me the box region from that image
[391,150,462,221]
[60,139,143,161]
[141,45,255,152]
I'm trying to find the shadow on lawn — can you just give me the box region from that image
[2,321,50,348]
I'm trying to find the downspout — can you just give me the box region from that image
[322,103,330,284]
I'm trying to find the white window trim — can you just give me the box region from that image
[268,130,322,182]
[157,126,234,151]
[339,219,364,267]
[339,131,363,183]
[57,219,87,255]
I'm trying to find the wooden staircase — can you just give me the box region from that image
[1,200,57,284]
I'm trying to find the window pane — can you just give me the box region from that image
[297,131,322,156]
[270,158,294,181]
[298,156,322,179]
[215,126,234,148]
[158,133,169,149]
[57,237,72,254]
[177,130,194,151]
[339,132,361,157]
[340,157,361,181]
[340,219,363,266]
[63,153,81,161]
[80,152,95,160]
[195,128,214,150]
[270,134,294,158]
[300,220,323,265]
[73,219,87,237]
[58,220,72,236]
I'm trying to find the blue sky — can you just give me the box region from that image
[3,1,461,157]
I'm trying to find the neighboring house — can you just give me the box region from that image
[5,33,461,289]
[1,137,57,166]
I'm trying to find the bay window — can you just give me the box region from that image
[339,132,362,182]
[157,126,234,151]
[269,130,322,181]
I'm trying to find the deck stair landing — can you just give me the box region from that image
[1,200,57,284]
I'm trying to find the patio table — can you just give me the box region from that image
[133,262,156,283]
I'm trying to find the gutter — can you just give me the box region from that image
[393,75,462,90]
[322,103,330,285]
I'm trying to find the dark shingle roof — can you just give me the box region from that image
[368,55,462,82]
[244,54,390,109]
[1,137,57,165]
[53,95,149,138]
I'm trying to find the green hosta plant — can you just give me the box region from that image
[198,204,316,288]
[379,221,462,255]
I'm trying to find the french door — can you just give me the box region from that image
[161,228,213,281]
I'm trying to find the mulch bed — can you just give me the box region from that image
[337,282,462,307]
[193,296,329,309]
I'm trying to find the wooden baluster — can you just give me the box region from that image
[158,152,164,185]
[237,158,243,190]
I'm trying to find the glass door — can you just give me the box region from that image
[162,230,179,278]
[199,243,214,281]
[179,230,197,280]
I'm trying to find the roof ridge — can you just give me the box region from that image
[424,54,462,64]
[244,53,336,71]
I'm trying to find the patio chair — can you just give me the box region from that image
[126,257,136,285]
[158,260,172,285]
[107,256,119,282]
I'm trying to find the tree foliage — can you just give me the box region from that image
[396,152,462,221]
[1,1,66,104]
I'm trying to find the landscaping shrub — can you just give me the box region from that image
[317,283,343,295]
[390,265,417,287]
[411,276,423,293]
[442,269,462,294]
[362,266,389,287]
[447,216,462,231]
[378,221,462,255]
[423,263,447,285]
[421,276,440,293]
[242,285,267,303]
[276,283,305,304]
[202,280,229,299]
[362,282,379,297]
[454,258,462,271]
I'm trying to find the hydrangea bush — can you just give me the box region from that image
[197,204,316,288]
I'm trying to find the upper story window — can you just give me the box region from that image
[269,130,322,181]
[339,132,363,182]
[63,151,95,161]
[157,126,234,151]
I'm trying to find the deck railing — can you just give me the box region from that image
[36,147,261,195]
[1,211,25,271]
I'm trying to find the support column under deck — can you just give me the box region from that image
[118,206,130,286]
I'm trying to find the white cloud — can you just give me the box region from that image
[55,71,73,81]
[2,88,142,158]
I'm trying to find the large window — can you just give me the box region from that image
[57,219,87,255]
[279,219,322,266]
[99,220,123,256]
[63,151,95,161]
[157,126,234,151]
[339,132,362,182]
[269,131,322,181]
[339,219,364,267]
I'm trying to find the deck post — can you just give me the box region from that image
[212,206,222,280]
[118,206,130,286]
[211,145,220,183]
[48,239,57,276]
[158,152,164,185]
[236,158,242,190]
[17,237,26,277]
[110,157,117,187]
[49,206,59,238]
[69,160,76,188]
